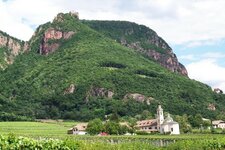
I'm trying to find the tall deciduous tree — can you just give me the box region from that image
[86,118,104,135]
[104,121,120,135]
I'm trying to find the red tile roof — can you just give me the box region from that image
[136,119,157,127]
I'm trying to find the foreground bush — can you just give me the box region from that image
[0,134,79,150]
[2,134,225,150]
[78,141,159,150]
[166,138,225,150]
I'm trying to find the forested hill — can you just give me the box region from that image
[83,20,188,76]
[0,12,224,121]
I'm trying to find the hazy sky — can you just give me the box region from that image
[1,0,225,91]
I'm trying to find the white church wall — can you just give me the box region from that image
[161,123,180,134]
[171,124,180,134]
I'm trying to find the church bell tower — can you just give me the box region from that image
[157,105,164,131]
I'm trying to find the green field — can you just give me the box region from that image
[0,121,77,137]
[0,121,225,149]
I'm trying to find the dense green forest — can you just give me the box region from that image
[0,13,224,121]
[82,20,170,54]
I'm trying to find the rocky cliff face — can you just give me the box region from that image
[86,87,114,102]
[0,31,28,68]
[124,93,153,105]
[53,11,79,22]
[64,84,76,95]
[39,28,74,55]
[118,30,188,76]
[25,12,78,56]
[124,41,188,76]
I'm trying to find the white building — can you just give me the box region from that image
[160,114,180,134]
[157,105,180,135]
[212,120,225,129]
[67,123,88,135]
[136,105,180,134]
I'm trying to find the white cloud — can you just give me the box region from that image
[1,0,225,45]
[187,59,225,92]
[202,52,225,59]
[179,54,196,61]
[184,39,222,48]
[148,0,225,45]
[178,51,225,64]
[0,0,66,40]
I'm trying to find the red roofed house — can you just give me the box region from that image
[212,120,225,129]
[136,119,158,132]
[67,123,88,135]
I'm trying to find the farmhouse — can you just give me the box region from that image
[67,123,88,135]
[136,119,158,132]
[212,120,225,129]
[136,105,180,134]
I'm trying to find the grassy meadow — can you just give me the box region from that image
[0,121,77,137]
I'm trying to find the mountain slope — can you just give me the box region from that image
[0,12,224,121]
[83,20,188,76]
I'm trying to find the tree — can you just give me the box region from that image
[216,112,225,121]
[202,120,211,128]
[188,114,203,128]
[118,125,129,135]
[104,121,120,135]
[109,112,120,122]
[86,118,104,135]
[174,114,192,133]
[141,110,153,120]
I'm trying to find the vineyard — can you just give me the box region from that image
[0,122,225,149]
[0,134,78,149]
[0,134,225,150]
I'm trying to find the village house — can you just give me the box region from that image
[136,105,180,134]
[67,123,88,135]
[136,119,158,132]
[212,120,225,129]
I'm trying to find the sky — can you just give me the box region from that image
[1,0,225,91]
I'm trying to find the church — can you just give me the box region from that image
[136,105,180,134]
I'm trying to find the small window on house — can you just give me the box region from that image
[171,128,173,132]
[155,127,157,129]
[149,127,152,129]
